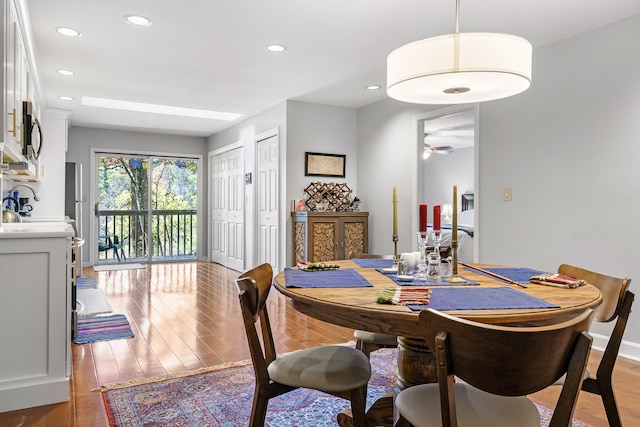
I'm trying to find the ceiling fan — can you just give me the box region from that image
[424,143,454,155]
[424,133,454,158]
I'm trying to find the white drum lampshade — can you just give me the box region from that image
[387,32,532,104]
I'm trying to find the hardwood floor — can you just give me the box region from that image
[1,262,638,426]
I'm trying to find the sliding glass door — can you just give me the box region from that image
[95,153,198,264]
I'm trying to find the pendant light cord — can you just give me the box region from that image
[455,0,460,34]
[453,0,461,70]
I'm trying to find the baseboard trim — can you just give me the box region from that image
[591,332,640,362]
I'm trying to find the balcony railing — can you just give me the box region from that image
[98,209,197,262]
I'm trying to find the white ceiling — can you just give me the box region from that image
[424,108,475,150]
[24,0,640,138]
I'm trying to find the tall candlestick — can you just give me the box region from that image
[446,184,466,283]
[434,205,441,231]
[452,185,458,243]
[419,204,427,232]
[393,186,398,236]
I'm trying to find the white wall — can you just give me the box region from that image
[424,147,474,216]
[478,13,640,356]
[357,100,444,256]
[286,100,358,203]
[285,101,358,265]
[66,126,207,265]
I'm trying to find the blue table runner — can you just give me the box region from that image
[407,286,559,311]
[284,268,373,288]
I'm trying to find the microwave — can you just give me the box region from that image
[22,101,43,160]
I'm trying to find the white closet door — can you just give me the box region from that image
[210,152,228,265]
[257,135,279,272]
[210,147,244,270]
[225,149,244,271]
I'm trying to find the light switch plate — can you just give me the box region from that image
[503,187,512,201]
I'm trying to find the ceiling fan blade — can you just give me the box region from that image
[425,129,474,138]
[430,145,454,154]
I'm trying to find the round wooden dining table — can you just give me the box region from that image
[273,259,602,426]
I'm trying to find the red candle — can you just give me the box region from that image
[419,204,427,232]
[434,205,441,231]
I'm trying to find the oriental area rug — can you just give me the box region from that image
[98,348,592,427]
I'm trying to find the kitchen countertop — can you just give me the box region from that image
[0,221,75,238]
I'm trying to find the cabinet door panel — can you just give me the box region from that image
[343,220,366,259]
[0,252,49,378]
[5,5,18,144]
[310,220,337,262]
[295,213,368,263]
[292,220,306,264]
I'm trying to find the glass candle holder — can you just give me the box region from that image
[415,231,428,279]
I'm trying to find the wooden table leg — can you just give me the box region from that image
[337,337,437,426]
[337,392,395,427]
[396,336,438,388]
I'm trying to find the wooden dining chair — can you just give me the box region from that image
[556,264,634,427]
[394,308,594,427]
[349,252,399,358]
[236,263,372,427]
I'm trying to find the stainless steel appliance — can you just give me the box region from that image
[22,101,43,160]
[65,162,84,268]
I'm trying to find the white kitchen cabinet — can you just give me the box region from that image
[0,224,74,412]
[1,0,39,187]
[3,0,24,148]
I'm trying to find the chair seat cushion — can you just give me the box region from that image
[395,383,540,427]
[553,368,591,385]
[267,345,371,392]
[354,330,398,346]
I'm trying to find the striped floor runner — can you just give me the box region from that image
[76,277,99,289]
[74,314,134,344]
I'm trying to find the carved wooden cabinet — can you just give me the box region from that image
[291,212,368,264]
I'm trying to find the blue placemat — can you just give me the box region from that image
[464,267,547,284]
[351,258,395,268]
[284,268,373,288]
[376,269,479,286]
[407,286,559,311]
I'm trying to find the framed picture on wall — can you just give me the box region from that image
[304,152,346,177]
[461,193,474,211]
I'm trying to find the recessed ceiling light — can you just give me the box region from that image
[365,85,381,90]
[266,44,286,52]
[124,15,152,27]
[57,69,75,76]
[59,96,75,101]
[81,96,242,121]
[56,26,81,37]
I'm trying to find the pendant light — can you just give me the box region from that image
[387,0,532,104]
